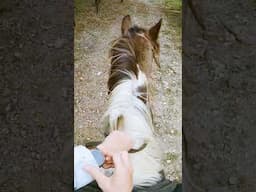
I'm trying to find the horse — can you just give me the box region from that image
[101,15,163,187]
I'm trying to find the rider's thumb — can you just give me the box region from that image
[84,165,110,190]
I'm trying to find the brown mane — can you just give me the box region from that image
[108,25,150,104]
[108,34,139,93]
[107,15,162,103]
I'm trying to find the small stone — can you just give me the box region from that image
[166,160,171,164]
[97,72,102,76]
[229,176,238,185]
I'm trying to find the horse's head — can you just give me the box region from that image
[121,15,162,77]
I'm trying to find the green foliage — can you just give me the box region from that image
[74,0,93,34]
[74,0,85,12]
[75,0,88,18]
[166,152,179,161]
[163,0,182,50]
[165,0,182,11]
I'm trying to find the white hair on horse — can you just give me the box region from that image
[101,68,163,186]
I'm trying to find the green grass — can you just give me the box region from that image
[75,0,88,18]
[165,0,182,11]
[74,0,88,34]
[166,152,179,162]
[164,0,182,50]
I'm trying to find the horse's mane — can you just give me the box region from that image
[107,25,148,94]
[108,37,137,91]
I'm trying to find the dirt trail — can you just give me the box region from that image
[75,0,181,181]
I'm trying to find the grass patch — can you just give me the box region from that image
[163,0,182,50]
[166,152,179,161]
[75,0,89,18]
[74,0,88,34]
[165,0,182,11]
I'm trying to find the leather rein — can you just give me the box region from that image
[85,141,148,153]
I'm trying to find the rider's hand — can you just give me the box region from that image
[84,151,133,192]
[97,131,133,167]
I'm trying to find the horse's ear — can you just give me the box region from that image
[121,15,132,35]
[149,18,162,42]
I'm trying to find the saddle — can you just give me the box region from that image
[85,140,147,153]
